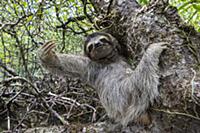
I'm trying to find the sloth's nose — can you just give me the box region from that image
[94,42,102,48]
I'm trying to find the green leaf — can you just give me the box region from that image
[27,15,33,22]
[193,3,200,11]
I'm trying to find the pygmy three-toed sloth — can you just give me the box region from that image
[38,32,167,126]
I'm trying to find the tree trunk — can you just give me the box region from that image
[90,0,200,132]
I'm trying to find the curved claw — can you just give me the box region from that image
[38,40,57,61]
[152,42,169,47]
[43,41,56,56]
[146,42,169,57]
[149,42,169,51]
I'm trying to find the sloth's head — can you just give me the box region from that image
[84,32,121,62]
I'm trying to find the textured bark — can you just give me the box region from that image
[90,0,200,132]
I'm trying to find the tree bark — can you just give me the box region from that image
[90,0,200,132]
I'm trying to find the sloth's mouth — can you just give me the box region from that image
[90,45,114,60]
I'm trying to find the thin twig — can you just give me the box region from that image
[153,108,200,121]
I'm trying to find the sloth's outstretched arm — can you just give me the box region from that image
[131,42,167,102]
[38,41,90,78]
[121,42,167,126]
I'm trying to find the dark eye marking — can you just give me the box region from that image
[88,44,93,52]
[100,38,110,44]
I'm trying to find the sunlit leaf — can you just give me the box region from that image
[193,3,200,11]
[170,0,200,31]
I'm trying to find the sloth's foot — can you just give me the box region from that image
[136,113,152,126]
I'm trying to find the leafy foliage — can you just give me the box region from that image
[0,0,95,79]
[170,0,200,32]
[137,0,150,5]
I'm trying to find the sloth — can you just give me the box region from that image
[38,32,167,126]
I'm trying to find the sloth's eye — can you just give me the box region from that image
[100,38,110,44]
[88,44,93,52]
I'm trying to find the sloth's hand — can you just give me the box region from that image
[146,42,168,57]
[38,41,58,63]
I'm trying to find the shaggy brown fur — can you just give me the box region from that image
[38,32,167,126]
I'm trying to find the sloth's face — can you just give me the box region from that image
[85,35,115,61]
